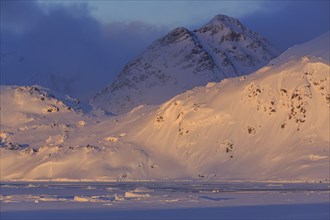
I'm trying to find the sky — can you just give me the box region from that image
[1,0,329,101]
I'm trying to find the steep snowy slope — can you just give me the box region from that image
[92,15,278,115]
[0,33,328,182]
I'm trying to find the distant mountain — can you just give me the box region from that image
[1,32,328,182]
[92,14,279,115]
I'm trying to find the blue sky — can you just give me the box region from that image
[1,0,329,100]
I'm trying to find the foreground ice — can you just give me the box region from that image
[0,181,329,219]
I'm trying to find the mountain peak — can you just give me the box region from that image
[209,14,240,25]
[159,27,191,45]
[197,14,245,35]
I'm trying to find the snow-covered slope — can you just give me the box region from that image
[0,86,182,180]
[130,59,329,181]
[109,32,329,181]
[0,32,329,182]
[0,86,83,126]
[91,15,278,115]
[0,86,87,151]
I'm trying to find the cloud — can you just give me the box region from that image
[241,1,329,51]
[1,1,167,101]
[101,21,168,63]
[0,0,43,33]
[87,0,268,28]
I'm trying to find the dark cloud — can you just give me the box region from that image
[1,1,167,101]
[101,21,168,67]
[1,1,328,101]
[241,1,329,51]
[0,0,43,33]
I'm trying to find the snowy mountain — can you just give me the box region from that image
[1,32,328,182]
[91,15,279,115]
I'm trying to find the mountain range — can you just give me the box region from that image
[1,29,328,182]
